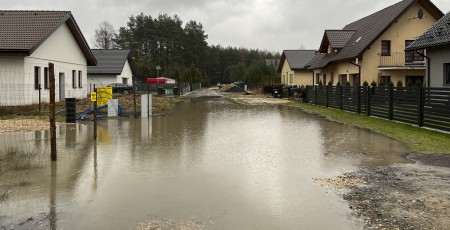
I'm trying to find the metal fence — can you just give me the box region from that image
[306,86,450,132]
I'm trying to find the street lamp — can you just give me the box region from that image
[156,66,161,78]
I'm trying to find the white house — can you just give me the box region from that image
[87,49,136,89]
[407,11,450,87]
[0,11,96,106]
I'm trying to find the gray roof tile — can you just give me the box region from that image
[309,0,443,70]
[0,10,96,66]
[278,50,317,73]
[88,49,131,75]
[326,30,356,49]
[407,11,450,50]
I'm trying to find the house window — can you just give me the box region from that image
[444,64,450,85]
[78,71,83,88]
[381,40,391,56]
[406,76,424,86]
[34,66,41,90]
[315,73,320,84]
[381,76,391,86]
[72,70,77,88]
[44,67,49,89]
[405,40,424,64]
[289,74,293,83]
[322,74,327,85]
[123,78,128,85]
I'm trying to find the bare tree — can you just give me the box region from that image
[93,21,116,49]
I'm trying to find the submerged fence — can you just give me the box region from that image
[306,86,450,132]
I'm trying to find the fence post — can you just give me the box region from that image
[314,86,318,105]
[339,86,343,110]
[388,86,394,120]
[49,63,57,161]
[418,86,424,127]
[366,86,371,116]
[326,86,329,107]
[357,86,361,114]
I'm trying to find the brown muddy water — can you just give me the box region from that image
[0,98,411,229]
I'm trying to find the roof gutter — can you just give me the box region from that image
[348,59,361,86]
[415,51,431,87]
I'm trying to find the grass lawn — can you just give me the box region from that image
[287,102,450,154]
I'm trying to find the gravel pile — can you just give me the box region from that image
[0,119,49,133]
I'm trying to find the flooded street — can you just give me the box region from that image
[0,97,412,229]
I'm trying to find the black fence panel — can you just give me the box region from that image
[424,88,450,132]
[305,85,450,133]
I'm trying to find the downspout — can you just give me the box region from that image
[416,51,430,87]
[348,59,361,85]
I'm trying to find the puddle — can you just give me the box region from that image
[0,98,411,229]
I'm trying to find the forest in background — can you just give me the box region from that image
[94,13,280,85]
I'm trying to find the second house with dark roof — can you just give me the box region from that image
[87,49,136,90]
[278,50,317,86]
[307,0,443,86]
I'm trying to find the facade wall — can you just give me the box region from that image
[0,57,26,105]
[428,46,450,88]
[23,23,89,104]
[280,59,294,84]
[87,75,118,88]
[314,61,359,85]
[117,60,133,84]
[361,3,438,85]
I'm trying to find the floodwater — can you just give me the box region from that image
[0,98,411,229]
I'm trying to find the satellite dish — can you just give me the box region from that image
[418,9,424,19]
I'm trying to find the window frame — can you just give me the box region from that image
[381,40,391,56]
[44,67,49,89]
[78,71,83,88]
[444,63,450,86]
[289,74,293,84]
[34,66,41,90]
[72,70,77,89]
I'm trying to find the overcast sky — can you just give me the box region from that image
[2,0,450,52]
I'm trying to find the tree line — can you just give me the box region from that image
[93,14,280,85]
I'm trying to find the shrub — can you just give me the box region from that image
[327,81,333,86]
[406,79,414,87]
[345,82,351,86]
[319,80,323,86]
[363,81,369,86]
[397,80,403,87]
[415,80,423,87]
[336,82,341,86]
[371,81,377,87]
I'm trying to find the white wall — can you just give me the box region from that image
[20,22,89,105]
[87,74,118,88]
[428,46,450,88]
[117,60,133,84]
[0,57,26,105]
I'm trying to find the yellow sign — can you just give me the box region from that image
[96,87,113,106]
[91,92,97,102]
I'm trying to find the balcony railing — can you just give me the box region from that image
[379,52,425,68]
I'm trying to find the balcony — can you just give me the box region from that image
[379,52,426,69]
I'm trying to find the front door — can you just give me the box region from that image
[59,73,65,102]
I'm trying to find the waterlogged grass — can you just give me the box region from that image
[287,102,450,154]
[0,147,42,171]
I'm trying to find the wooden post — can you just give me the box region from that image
[132,75,137,118]
[339,86,343,110]
[325,85,329,107]
[49,63,57,161]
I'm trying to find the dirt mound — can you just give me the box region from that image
[219,84,246,93]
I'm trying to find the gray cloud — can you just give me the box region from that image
[1,0,450,52]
